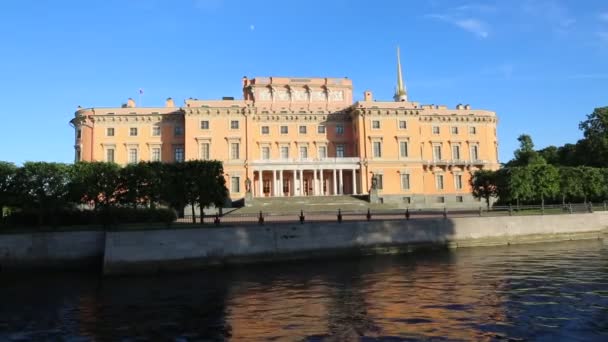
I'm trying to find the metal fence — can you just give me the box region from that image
[173,202,607,227]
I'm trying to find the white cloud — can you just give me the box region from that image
[250,24,255,31]
[426,14,489,39]
[521,0,575,33]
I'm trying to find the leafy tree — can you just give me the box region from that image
[537,146,560,165]
[118,162,164,208]
[558,167,584,204]
[505,166,535,205]
[578,107,608,167]
[470,169,498,209]
[508,134,546,167]
[70,162,121,209]
[0,161,17,215]
[160,162,189,219]
[579,166,604,202]
[530,164,559,206]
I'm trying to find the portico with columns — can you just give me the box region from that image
[251,159,361,197]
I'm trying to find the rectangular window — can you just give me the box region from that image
[455,174,463,190]
[433,145,442,161]
[261,126,269,134]
[401,173,410,190]
[261,146,270,160]
[336,124,344,135]
[451,126,459,134]
[280,146,289,159]
[372,120,380,129]
[318,146,327,158]
[299,146,308,159]
[469,126,477,134]
[77,129,82,139]
[230,120,239,129]
[106,148,115,162]
[151,147,161,162]
[399,120,407,129]
[201,120,209,130]
[130,127,138,136]
[336,144,345,158]
[231,143,240,159]
[436,196,445,203]
[152,125,161,136]
[456,195,464,202]
[299,125,307,134]
[75,149,81,162]
[174,146,184,162]
[174,125,184,136]
[200,143,210,160]
[128,148,138,163]
[376,174,383,190]
[399,141,408,158]
[106,128,115,137]
[280,125,288,134]
[231,176,240,193]
[432,126,440,134]
[436,174,444,190]
[373,142,382,158]
[452,145,460,160]
[317,125,326,134]
[471,145,479,161]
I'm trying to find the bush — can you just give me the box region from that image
[1,207,176,228]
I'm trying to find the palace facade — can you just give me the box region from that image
[71,50,499,207]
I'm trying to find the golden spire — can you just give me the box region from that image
[395,46,408,102]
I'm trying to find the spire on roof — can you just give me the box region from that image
[394,46,408,102]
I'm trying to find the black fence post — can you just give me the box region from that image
[214,214,220,226]
[366,208,371,221]
[405,208,410,220]
[443,207,447,219]
[299,210,305,224]
[337,209,342,224]
[258,211,264,225]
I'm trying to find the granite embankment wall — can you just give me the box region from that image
[103,212,608,275]
[0,230,105,270]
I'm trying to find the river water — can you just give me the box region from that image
[1,239,608,341]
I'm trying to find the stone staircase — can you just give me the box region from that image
[237,195,401,214]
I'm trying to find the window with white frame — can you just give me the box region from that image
[106,148,115,162]
[299,146,308,159]
[432,126,440,134]
[452,144,461,160]
[399,120,407,129]
[261,146,270,160]
[436,174,444,190]
[317,125,326,134]
[454,174,463,190]
[230,142,240,160]
[469,126,477,134]
[433,145,442,161]
[128,148,138,163]
[399,141,408,158]
[107,127,115,137]
[261,126,269,134]
[318,146,327,158]
[400,173,410,190]
[151,147,161,162]
[372,120,380,129]
[152,125,161,136]
[451,126,459,134]
[336,124,344,135]
[200,143,210,160]
[130,127,138,136]
[299,125,307,134]
[280,125,288,134]
[230,120,239,129]
[336,144,345,157]
[471,145,479,161]
[373,141,382,158]
[376,174,384,190]
[231,176,240,193]
[280,146,289,159]
[201,120,209,130]
[174,146,184,162]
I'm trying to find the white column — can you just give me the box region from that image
[298,169,304,196]
[258,170,264,197]
[339,169,343,195]
[272,169,277,197]
[320,169,324,195]
[333,169,337,195]
[313,168,318,195]
[279,170,284,197]
[352,169,357,195]
[292,169,297,196]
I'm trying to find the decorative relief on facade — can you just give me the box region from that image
[329,90,344,101]
[311,90,326,101]
[292,89,308,101]
[275,89,290,101]
[258,88,272,101]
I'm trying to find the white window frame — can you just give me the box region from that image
[201,120,209,130]
[436,174,444,190]
[129,127,138,136]
[152,125,161,136]
[280,125,288,134]
[400,173,410,190]
[432,126,440,135]
[317,125,326,134]
[454,174,463,190]
[261,126,269,135]
[106,127,115,137]
[433,144,442,161]
[230,120,239,130]
[231,176,240,193]
[174,146,184,162]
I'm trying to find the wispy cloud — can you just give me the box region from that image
[426,14,490,39]
[521,0,576,34]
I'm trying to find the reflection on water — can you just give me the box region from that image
[1,239,608,341]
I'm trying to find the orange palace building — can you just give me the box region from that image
[71,50,499,208]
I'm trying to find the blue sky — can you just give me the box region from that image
[0,0,607,164]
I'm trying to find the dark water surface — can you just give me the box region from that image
[1,239,608,341]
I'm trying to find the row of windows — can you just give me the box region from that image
[369,141,480,160]
[197,143,347,161]
[371,120,408,129]
[200,121,344,135]
[373,173,464,191]
[432,126,477,135]
[105,146,184,163]
[105,126,183,137]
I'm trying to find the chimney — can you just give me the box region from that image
[363,90,373,102]
[165,97,175,107]
[127,98,136,108]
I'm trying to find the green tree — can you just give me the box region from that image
[508,134,546,167]
[579,107,608,167]
[558,167,584,204]
[537,146,560,165]
[69,162,121,209]
[579,166,604,202]
[470,169,498,209]
[0,161,17,216]
[505,166,535,205]
[160,162,189,219]
[530,164,559,207]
